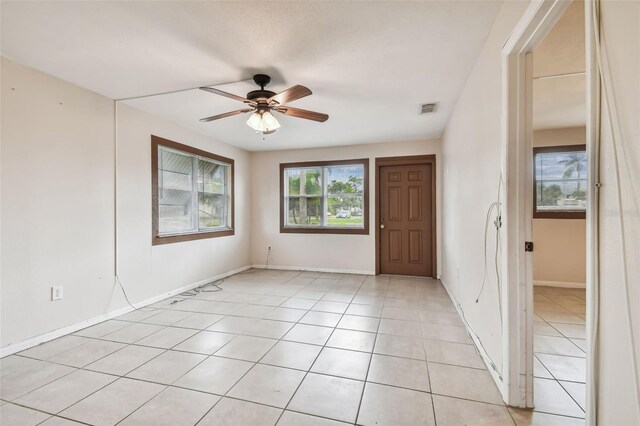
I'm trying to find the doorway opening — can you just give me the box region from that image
[375,155,437,278]
[500,0,596,421]
[530,1,587,419]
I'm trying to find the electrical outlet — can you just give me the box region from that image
[51,285,63,301]
[268,246,272,251]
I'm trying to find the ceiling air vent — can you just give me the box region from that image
[420,102,439,114]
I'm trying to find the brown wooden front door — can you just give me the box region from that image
[378,161,434,277]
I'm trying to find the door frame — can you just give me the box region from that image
[500,0,597,422]
[374,155,437,278]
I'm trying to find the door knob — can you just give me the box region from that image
[380,224,385,229]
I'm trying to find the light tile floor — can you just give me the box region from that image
[533,286,587,421]
[0,270,586,425]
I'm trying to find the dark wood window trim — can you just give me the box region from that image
[533,144,586,220]
[280,158,370,235]
[374,155,437,277]
[151,135,235,245]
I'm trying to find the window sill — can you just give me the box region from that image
[280,226,369,235]
[533,211,586,219]
[152,228,234,245]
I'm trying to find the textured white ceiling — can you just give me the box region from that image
[533,74,586,131]
[533,0,586,131]
[1,1,503,151]
[533,0,585,79]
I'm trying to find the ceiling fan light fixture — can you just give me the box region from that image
[261,111,280,131]
[246,111,263,131]
[246,110,281,133]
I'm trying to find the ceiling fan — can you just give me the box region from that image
[199,74,328,134]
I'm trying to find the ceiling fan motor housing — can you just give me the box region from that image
[247,74,276,104]
[247,89,276,102]
[253,73,271,88]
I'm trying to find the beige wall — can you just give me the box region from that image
[596,1,640,424]
[115,103,252,307]
[532,127,586,287]
[250,139,442,274]
[440,0,530,381]
[0,58,252,349]
[442,0,640,422]
[1,58,116,347]
[533,126,586,148]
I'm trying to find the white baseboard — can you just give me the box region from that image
[439,278,506,401]
[251,264,374,276]
[534,280,585,289]
[0,305,134,360]
[0,265,252,358]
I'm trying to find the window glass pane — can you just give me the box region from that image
[160,148,192,191]
[535,150,587,211]
[326,165,364,195]
[283,162,367,230]
[328,195,364,228]
[287,196,322,226]
[199,159,226,195]
[198,159,228,229]
[326,164,364,228]
[286,168,322,196]
[158,147,195,234]
[199,194,227,228]
[154,141,234,242]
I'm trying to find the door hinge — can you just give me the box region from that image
[525,241,534,252]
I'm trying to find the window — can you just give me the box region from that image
[280,159,369,234]
[152,136,234,245]
[533,145,587,219]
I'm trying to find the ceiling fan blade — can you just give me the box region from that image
[199,108,254,122]
[275,106,328,122]
[268,85,312,105]
[199,87,256,104]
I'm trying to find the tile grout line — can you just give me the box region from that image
[352,277,387,426]
[532,287,587,419]
[11,322,482,383]
[425,341,438,426]
[504,403,519,426]
[5,270,513,426]
[169,269,312,426]
[189,269,341,426]
[5,271,304,424]
[2,400,94,426]
[2,384,585,422]
[275,273,370,425]
[556,380,587,414]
